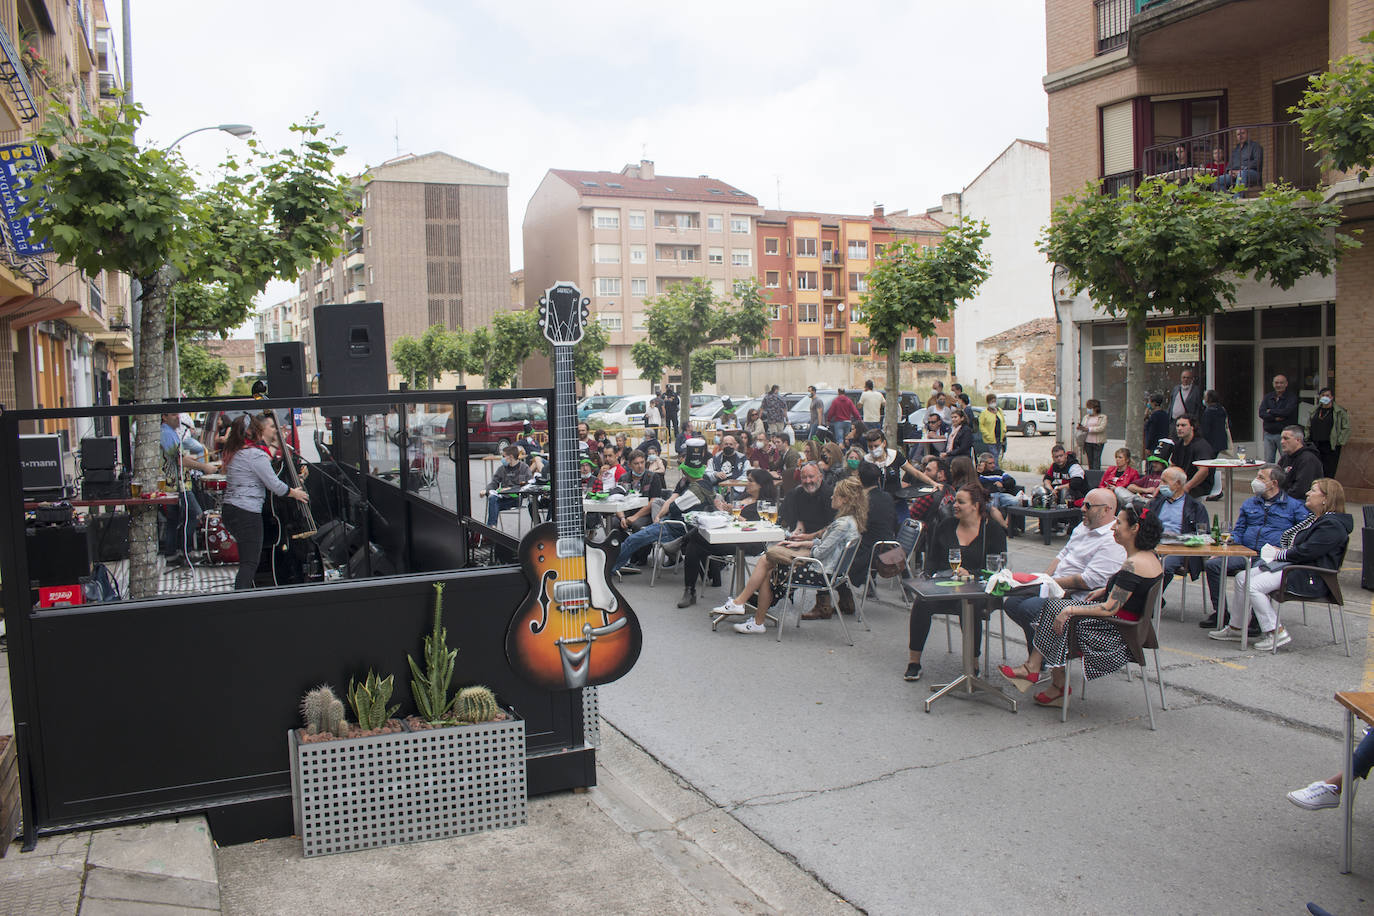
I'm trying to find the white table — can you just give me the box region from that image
[583,496,650,541]
[701,520,787,629]
[1193,459,1263,528]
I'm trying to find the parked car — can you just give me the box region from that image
[578,395,619,422]
[597,395,650,427]
[690,393,716,408]
[460,398,549,453]
[788,389,838,439]
[997,392,1057,437]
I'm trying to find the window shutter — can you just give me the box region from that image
[1101,100,1135,174]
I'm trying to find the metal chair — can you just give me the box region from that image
[1269,564,1350,656]
[1062,579,1166,729]
[777,534,863,644]
[649,519,689,587]
[859,519,924,615]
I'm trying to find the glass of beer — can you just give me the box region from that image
[130,480,143,498]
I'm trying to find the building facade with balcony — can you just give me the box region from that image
[1045,0,1374,496]
[754,207,952,362]
[294,151,511,383]
[0,0,131,441]
[522,160,763,395]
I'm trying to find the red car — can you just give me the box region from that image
[452,398,548,453]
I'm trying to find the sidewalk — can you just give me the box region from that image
[0,640,854,915]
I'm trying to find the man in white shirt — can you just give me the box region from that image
[1000,488,1126,655]
[858,379,885,426]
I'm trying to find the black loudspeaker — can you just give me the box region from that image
[80,436,117,470]
[87,512,131,561]
[264,341,307,399]
[19,434,65,492]
[313,302,387,404]
[26,525,91,586]
[346,542,394,579]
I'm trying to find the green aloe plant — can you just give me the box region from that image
[347,670,399,731]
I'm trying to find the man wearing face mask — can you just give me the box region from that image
[1198,464,1307,631]
[1147,466,1210,601]
[708,434,748,497]
[481,445,534,526]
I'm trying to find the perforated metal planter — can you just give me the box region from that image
[288,716,527,857]
[582,687,600,748]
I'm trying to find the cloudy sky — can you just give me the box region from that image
[110,0,1048,336]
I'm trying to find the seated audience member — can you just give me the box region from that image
[1199,463,1307,631]
[610,439,723,575]
[1101,448,1140,504]
[766,432,800,480]
[902,484,1008,682]
[907,456,954,531]
[1216,127,1263,194]
[613,449,665,535]
[481,445,534,526]
[740,430,767,468]
[1000,509,1164,706]
[1044,444,1087,507]
[1169,415,1215,497]
[743,408,766,442]
[1147,466,1210,600]
[818,441,847,490]
[1209,478,1353,651]
[1278,425,1324,503]
[708,435,749,492]
[949,455,1007,528]
[1287,727,1374,810]
[677,469,776,608]
[719,478,867,633]
[837,461,899,616]
[578,456,598,493]
[1000,489,1126,656]
[1203,146,1226,179]
[597,449,626,492]
[1125,446,1170,507]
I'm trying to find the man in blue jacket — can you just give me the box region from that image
[1149,466,1210,601]
[1198,463,1308,630]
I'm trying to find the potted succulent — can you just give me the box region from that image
[287,582,527,857]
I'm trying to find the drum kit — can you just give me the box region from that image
[196,474,237,565]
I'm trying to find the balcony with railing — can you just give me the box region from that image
[1096,0,1129,54]
[75,0,95,72]
[1104,122,1319,196]
[0,26,38,127]
[820,250,840,265]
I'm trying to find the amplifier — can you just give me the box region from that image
[25,525,91,587]
[80,436,118,470]
[87,512,131,562]
[82,479,130,501]
[83,467,118,484]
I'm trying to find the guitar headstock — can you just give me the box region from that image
[539,283,590,347]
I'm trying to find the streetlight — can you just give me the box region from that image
[163,123,254,151]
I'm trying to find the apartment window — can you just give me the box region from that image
[630,244,646,264]
[768,337,781,354]
[731,249,752,268]
[730,216,750,234]
[847,240,868,260]
[593,243,620,264]
[850,338,871,356]
[598,313,622,331]
[656,277,687,294]
[937,337,950,353]
[631,277,647,297]
[850,306,865,323]
[365,228,372,247]
[632,311,646,330]
[796,237,817,258]
[655,211,699,229]
[797,271,818,291]
[765,271,780,288]
[874,243,885,259]
[628,210,646,229]
[362,192,369,209]
[848,272,867,293]
[768,303,781,320]
[708,247,724,264]
[593,208,620,230]
[764,237,780,255]
[707,214,723,232]
[903,337,918,352]
[677,247,699,261]
[1101,99,1134,176]
[596,277,622,297]
[797,302,818,323]
[798,337,819,355]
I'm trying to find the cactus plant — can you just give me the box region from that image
[451,685,500,724]
[348,670,400,732]
[301,684,344,735]
[408,582,458,724]
[327,697,348,737]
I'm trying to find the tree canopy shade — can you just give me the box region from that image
[637,277,769,424]
[23,100,356,597]
[177,343,230,397]
[1292,31,1374,181]
[860,224,991,442]
[1039,177,1357,458]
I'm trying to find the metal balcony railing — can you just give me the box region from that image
[820,251,839,265]
[1142,122,1319,191]
[1097,0,1130,54]
[0,26,38,122]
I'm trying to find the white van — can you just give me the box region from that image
[997,393,1057,437]
[597,395,649,426]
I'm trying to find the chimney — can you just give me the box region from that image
[942,192,962,220]
[872,203,885,219]
[640,159,654,180]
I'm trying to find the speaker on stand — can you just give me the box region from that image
[264,341,307,399]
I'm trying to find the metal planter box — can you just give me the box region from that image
[288,717,527,857]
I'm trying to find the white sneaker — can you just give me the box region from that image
[1254,627,1292,651]
[714,597,746,615]
[732,618,766,634]
[1287,781,1340,810]
[1207,626,1244,641]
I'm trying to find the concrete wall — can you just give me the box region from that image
[714,356,950,398]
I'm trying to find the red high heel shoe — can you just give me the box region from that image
[998,664,1044,693]
[1033,686,1071,707]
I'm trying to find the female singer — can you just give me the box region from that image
[221,413,308,590]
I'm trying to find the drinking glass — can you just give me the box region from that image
[130,480,143,498]
[988,553,1005,573]
[947,547,962,571]
[1236,445,1247,463]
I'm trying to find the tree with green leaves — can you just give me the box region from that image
[639,277,769,427]
[25,100,355,597]
[861,224,991,443]
[690,345,737,388]
[465,310,540,387]
[630,339,669,391]
[393,324,464,390]
[178,343,230,397]
[1292,31,1374,181]
[1040,177,1356,458]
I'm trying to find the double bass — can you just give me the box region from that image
[266,413,319,584]
[505,284,643,690]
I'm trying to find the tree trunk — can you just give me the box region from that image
[129,265,171,599]
[885,341,901,445]
[1125,314,1146,462]
[678,348,692,431]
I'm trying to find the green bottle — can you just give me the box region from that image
[1211,514,1221,545]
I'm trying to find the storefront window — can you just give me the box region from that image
[1213,309,1254,340]
[1261,306,1320,339]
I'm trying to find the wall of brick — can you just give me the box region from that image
[976,317,1058,396]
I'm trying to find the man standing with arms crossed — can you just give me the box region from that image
[1257,373,1298,463]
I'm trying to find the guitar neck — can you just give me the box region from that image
[552,344,585,542]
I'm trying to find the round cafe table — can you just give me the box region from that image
[1193,459,1264,528]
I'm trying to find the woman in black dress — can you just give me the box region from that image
[999,508,1164,706]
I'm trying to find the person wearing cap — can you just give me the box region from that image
[608,437,725,576]
[1123,444,1170,507]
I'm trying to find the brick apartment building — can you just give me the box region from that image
[753,207,953,360]
[1045,0,1374,498]
[0,0,131,439]
[288,151,511,383]
[522,160,764,394]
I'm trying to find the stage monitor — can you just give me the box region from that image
[19,434,65,493]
